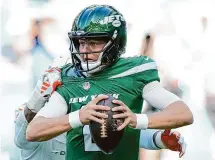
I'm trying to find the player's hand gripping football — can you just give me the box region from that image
[79,95,110,125]
[111,100,137,130]
[161,129,186,158]
[27,67,62,113]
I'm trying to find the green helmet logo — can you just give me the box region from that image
[68,5,127,74]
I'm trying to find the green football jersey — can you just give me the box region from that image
[56,56,159,160]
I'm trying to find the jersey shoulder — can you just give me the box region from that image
[131,56,159,84]
[101,56,160,86]
[121,55,156,65]
[112,56,157,71]
[60,64,73,77]
[98,56,158,78]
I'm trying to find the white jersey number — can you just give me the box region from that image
[83,125,101,151]
[80,104,100,152]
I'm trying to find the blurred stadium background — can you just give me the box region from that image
[1,0,215,159]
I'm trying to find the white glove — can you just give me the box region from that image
[27,68,62,113]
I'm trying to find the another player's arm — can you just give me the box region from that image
[15,58,65,143]
[139,129,163,150]
[140,129,186,158]
[14,104,40,149]
[26,93,109,142]
[14,77,52,149]
[14,67,62,148]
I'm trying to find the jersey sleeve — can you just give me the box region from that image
[56,84,73,114]
[142,81,181,110]
[14,109,40,150]
[35,91,68,118]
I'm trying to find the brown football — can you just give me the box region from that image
[89,95,125,154]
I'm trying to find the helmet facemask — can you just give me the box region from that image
[69,30,120,74]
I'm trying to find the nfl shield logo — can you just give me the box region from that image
[83,82,90,90]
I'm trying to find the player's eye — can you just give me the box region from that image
[88,41,98,47]
[79,41,86,47]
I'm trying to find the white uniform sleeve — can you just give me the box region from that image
[139,129,161,150]
[35,91,68,118]
[14,109,40,150]
[142,81,181,110]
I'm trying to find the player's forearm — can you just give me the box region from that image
[26,115,71,142]
[147,101,194,129]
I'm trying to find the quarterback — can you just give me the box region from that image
[26,5,193,160]
[14,58,186,159]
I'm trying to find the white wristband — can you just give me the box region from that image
[155,131,167,149]
[69,110,83,128]
[135,114,149,129]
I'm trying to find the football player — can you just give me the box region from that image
[26,5,193,160]
[14,64,185,160]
